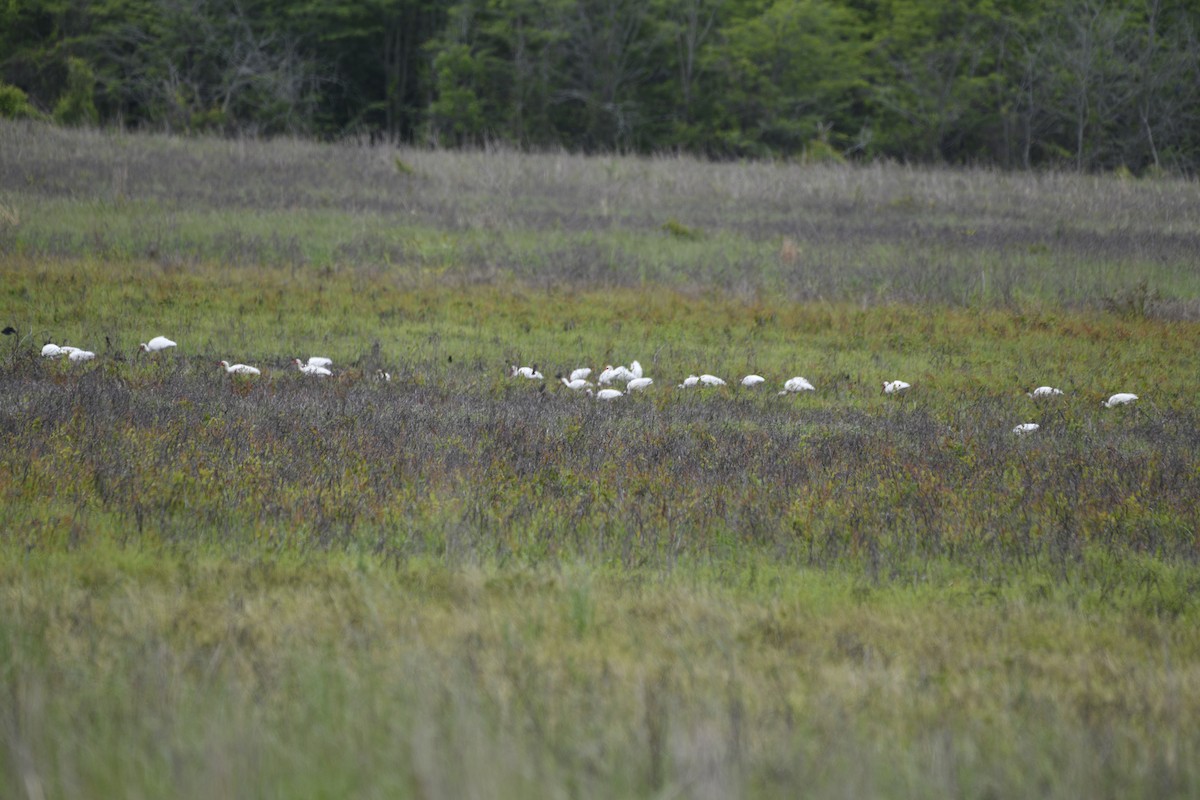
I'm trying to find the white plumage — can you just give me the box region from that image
[305,356,333,368]
[779,376,815,394]
[626,377,653,391]
[511,365,543,380]
[1103,393,1138,408]
[1028,386,1063,399]
[598,365,637,384]
[593,388,623,400]
[68,349,96,362]
[741,375,766,387]
[569,367,592,382]
[560,376,593,391]
[140,336,176,353]
[41,343,62,358]
[883,380,911,395]
[699,374,726,387]
[219,360,261,376]
[292,358,331,376]
[677,375,700,389]
[1013,423,1040,435]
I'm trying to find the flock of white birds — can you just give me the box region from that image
[38,335,329,379]
[27,332,1142,436]
[506,359,1140,436]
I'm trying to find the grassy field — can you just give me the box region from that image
[2,120,1200,798]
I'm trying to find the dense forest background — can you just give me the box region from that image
[2,0,1198,172]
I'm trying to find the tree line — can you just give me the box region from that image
[3,0,1199,172]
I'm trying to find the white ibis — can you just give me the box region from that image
[626,377,653,391]
[1103,393,1138,408]
[569,367,592,382]
[511,365,543,380]
[589,388,622,400]
[629,360,643,379]
[219,361,260,376]
[677,375,700,389]
[883,380,910,395]
[1027,386,1063,399]
[41,343,63,358]
[292,359,331,376]
[559,375,593,391]
[305,356,332,368]
[779,376,815,394]
[1013,423,1040,435]
[598,365,636,384]
[699,374,726,387]
[68,349,96,362]
[139,336,176,353]
[741,375,766,387]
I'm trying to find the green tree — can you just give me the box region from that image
[427,40,491,144]
[703,0,869,157]
[53,56,99,125]
[650,0,727,149]
[0,83,44,119]
[424,0,573,146]
[286,0,446,140]
[553,0,668,150]
[866,0,1022,163]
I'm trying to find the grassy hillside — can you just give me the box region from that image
[1,123,1199,798]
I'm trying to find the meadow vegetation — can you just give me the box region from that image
[1,122,1199,798]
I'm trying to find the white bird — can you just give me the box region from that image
[68,349,96,362]
[41,343,62,358]
[677,375,700,389]
[569,367,592,382]
[1103,393,1138,408]
[139,336,176,353]
[1027,386,1064,399]
[305,356,333,368]
[1013,423,1040,435]
[292,358,331,376]
[779,376,815,394]
[219,360,260,376]
[598,365,636,384]
[58,346,82,356]
[699,374,726,387]
[559,375,593,391]
[629,360,643,379]
[591,388,623,400]
[741,375,766,387]
[626,377,653,391]
[511,365,543,380]
[375,369,392,382]
[883,380,911,395]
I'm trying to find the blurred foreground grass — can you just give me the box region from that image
[4,544,1200,799]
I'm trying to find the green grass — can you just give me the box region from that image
[2,123,1200,798]
[3,545,1200,798]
